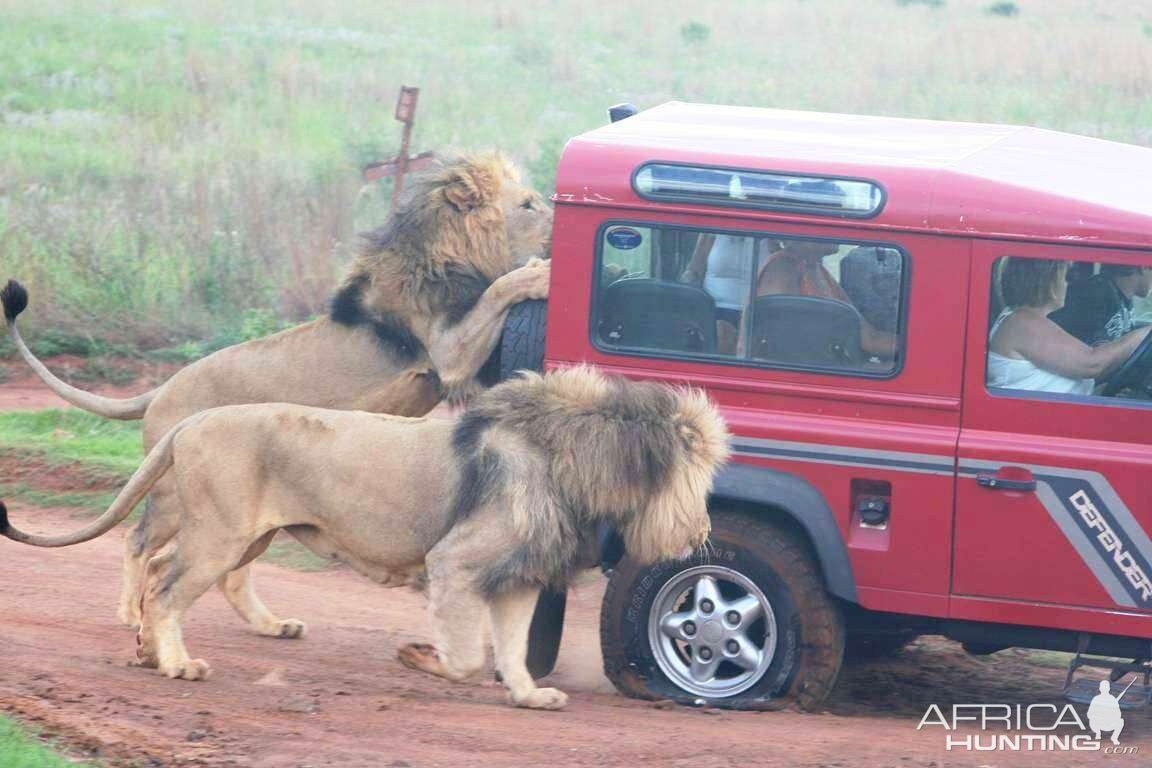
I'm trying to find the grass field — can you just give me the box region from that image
[0,713,98,767]
[1,0,1151,351]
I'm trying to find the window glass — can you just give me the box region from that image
[987,256,1152,401]
[595,224,905,375]
[633,164,883,217]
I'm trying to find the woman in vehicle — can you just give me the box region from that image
[987,257,1151,394]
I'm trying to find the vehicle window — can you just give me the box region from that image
[987,255,1152,401]
[595,224,906,376]
[633,164,884,218]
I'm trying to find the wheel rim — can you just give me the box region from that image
[647,565,777,698]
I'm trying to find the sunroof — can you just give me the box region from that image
[633,163,885,218]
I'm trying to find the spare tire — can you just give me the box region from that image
[480,299,548,385]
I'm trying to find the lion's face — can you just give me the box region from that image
[499,178,553,268]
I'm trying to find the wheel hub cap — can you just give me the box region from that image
[647,565,777,698]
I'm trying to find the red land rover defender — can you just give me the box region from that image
[508,101,1152,710]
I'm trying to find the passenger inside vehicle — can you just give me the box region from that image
[754,239,898,361]
[987,257,1151,395]
[598,224,905,372]
[1051,263,1152,347]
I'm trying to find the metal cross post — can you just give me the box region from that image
[362,85,436,208]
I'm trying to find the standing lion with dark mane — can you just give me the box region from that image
[0,367,730,710]
[0,152,553,634]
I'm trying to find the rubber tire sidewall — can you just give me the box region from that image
[497,298,548,380]
[601,511,843,708]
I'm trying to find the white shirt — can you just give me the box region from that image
[703,236,756,311]
[987,310,1093,395]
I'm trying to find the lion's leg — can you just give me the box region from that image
[490,586,568,710]
[140,532,247,681]
[216,533,306,639]
[119,486,180,627]
[397,562,486,683]
[138,550,219,680]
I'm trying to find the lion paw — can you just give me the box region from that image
[134,650,160,669]
[135,630,159,668]
[397,642,441,674]
[510,260,551,301]
[261,619,307,639]
[162,658,212,681]
[512,687,569,710]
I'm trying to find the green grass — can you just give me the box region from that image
[1,0,1150,352]
[0,714,98,768]
[0,480,119,514]
[0,410,142,475]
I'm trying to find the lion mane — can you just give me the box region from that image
[452,367,732,595]
[331,153,544,363]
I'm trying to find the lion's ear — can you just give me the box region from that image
[442,166,499,213]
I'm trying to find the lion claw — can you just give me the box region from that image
[162,658,212,681]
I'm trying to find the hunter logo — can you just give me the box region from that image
[918,679,1139,754]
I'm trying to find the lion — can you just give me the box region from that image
[0,367,730,710]
[0,152,553,634]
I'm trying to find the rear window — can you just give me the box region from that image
[633,163,884,218]
[593,222,907,377]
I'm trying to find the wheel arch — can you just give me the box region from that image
[710,462,858,604]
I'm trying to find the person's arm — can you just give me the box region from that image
[680,234,716,284]
[860,321,898,360]
[1008,316,1151,380]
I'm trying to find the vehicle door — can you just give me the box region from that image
[953,241,1152,635]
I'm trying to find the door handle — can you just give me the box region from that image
[976,468,1037,492]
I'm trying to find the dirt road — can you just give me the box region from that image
[0,504,1146,768]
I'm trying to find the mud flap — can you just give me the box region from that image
[526,588,567,679]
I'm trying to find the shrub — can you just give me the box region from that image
[986,2,1019,16]
[680,21,711,44]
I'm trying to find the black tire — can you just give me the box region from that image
[481,299,547,385]
[600,511,845,710]
[525,589,567,679]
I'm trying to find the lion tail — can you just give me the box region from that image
[1,280,157,420]
[0,412,205,548]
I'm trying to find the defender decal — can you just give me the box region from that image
[1068,488,1152,603]
[960,460,1152,611]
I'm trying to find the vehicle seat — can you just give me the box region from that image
[598,278,718,354]
[748,295,863,366]
[840,246,901,334]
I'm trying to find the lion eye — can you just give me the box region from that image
[520,199,534,210]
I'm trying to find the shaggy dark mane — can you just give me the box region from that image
[329,276,422,363]
[330,154,517,362]
[449,368,727,596]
